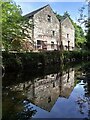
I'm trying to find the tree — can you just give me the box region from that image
[86,2,90,49]
[54,12,63,21]
[78,1,90,50]
[86,21,90,49]
[73,23,86,48]
[63,11,70,18]
[1,0,33,52]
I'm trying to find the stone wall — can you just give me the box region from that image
[33,5,60,51]
[19,5,76,52]
[24,5,75,52]
[61,17,75,51]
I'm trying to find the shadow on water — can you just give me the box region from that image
[2,62,90,119]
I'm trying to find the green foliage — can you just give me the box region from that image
[2,52,45,71]
[85,20,90,49]
[78,2,90,49]
[63,11,72,22]
[73,23,86,48]
[1,0,22,51]
[2,51,90,72]
[63,50,90,62]
[1,0,33,52]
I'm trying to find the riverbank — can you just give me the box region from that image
[2,50,90,72]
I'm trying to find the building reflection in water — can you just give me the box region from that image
[11,68,75,112]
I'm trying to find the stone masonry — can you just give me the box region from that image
[24,4,75,51]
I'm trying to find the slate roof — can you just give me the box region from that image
[24,4,49,18]
[56,15,67,22]
[60,16,74,29]
[60,16,68,22]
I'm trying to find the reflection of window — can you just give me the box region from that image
[48,96,51,103]
[67,70,69,82]
[51,41,54,49]
[53,82,55,88]
[48,15,51,22]
[52,31,55,36]
[51,74,54,77]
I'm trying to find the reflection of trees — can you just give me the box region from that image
[17,103,37,120]
[81,63,90,97]
[2,90,37,120]
[76,63,90,119]
[84,65,90,119]
[76,96,90,119]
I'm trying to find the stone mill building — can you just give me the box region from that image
[24,4,75,52]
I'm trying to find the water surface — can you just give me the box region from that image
[2,63,90,119]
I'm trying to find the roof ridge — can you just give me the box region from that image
[24,4,49,17]
[60,16,68,22]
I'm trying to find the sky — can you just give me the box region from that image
[14,1,88,24]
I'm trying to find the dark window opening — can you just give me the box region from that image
[37,40,41,45]
[65,45,68,50]
[42,41,47,50]
[48,96,51,103]
[53,82,55,88]
[52,31,55,36]
[67,34,69,38]
[48,15,51,22]
[72,47,74,49]
[67,71,70,82]
[51,41,54,49]
[37,40,41,48]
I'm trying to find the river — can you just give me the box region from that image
[2,62,90,120]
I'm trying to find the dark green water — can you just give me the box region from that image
[2,62,90,120]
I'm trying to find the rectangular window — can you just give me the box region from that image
[37,40,41,48]
[65,45,68,50]
[37,40,41,45]
[52,31,55,36]
[67,34,69,38]
[48,96,51,103]
[48,15,51,22]
[51,41,54,49]
[42,41,47,50]
[53,82,55,88]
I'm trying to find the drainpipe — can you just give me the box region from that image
[68,40,70,51]
[32,16,35,51]
[60,20,64,64]
[60,21,62,51]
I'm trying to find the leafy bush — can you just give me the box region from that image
[2,50,90,72]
